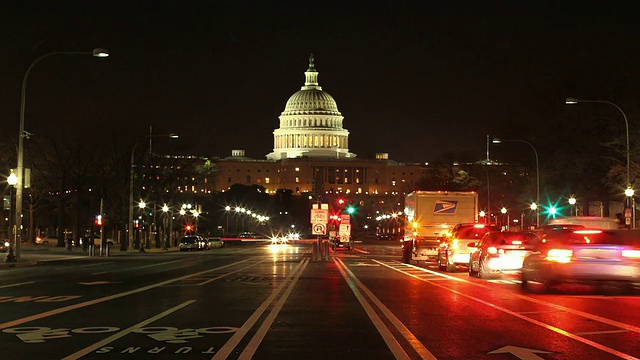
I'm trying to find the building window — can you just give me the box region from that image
[295,167,300,171]
[246,175,251,183]
[228,177,231,183]
[265,177,270,184]
[295,177,300,183]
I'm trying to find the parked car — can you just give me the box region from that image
[438,223,501,272]
[468,231,539,279]
[179,235,207,251]
[521,229,640,292]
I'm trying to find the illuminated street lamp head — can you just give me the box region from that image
[162,204,169,212]
[530,203,538,211]
[92,48,109,57]
[138,201,146,209]
[491,138,502,144]
[225,206,231,211]
[625,187,634,197]
[7,171,18,186]
[168,133,179,139]
[568,197,577,205]
[501,207,507,214]
[565,97,579,105]
[179,209,186,215]
[193,211,199,217]
[479,210,486,217]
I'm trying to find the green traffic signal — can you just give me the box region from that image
[347,206,355,214]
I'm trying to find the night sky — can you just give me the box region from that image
[2,1,639,164]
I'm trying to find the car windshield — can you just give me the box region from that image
[486,232,539,246]
[455,225,498,239]
[181,237,197,244]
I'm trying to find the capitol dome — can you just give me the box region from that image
[266,55,356,161]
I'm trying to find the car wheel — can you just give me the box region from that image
[520,273,529,290]
[445,256,456,273]
[478,261,490,279]
[437,255,446,271]
[43,240,49,245]
[468,261,477,277]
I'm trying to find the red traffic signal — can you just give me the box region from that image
[337,198,346,206]
[95,215,103,226]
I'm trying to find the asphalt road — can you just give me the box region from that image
[0,240,638,359]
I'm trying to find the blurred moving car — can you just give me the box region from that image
[179,235,207,251]
[35,236,60,246]
[468,231,539,278]
[521,229,640,292]
[438,223,501,272]
[207,237,225,249]
[0,240,9,252]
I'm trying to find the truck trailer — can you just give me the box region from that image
[402,191,478,263]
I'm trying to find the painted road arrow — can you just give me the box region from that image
[488,345,552,359]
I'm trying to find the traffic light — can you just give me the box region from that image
[95,215,103,226]
[346,205,355,214]
[337,198,345,206]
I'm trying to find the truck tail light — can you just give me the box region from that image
[487,247,497,254]
[546,249,573,263]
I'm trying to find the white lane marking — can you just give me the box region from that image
[336,258,436,360]
[37,256,88,262]
[75,262,114,269]
[212,258,308,360]
[335,258,412,360]
[136,259,183,269]
[238,259,309,360]
[388,260,640,334]
[376,260,638,360]
[353,248,369,254]
[574,329,630,336]
[0,282,35,289]
[0,258,257,330]
[61,300,195,360]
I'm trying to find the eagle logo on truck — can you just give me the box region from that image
[434,200,458,214]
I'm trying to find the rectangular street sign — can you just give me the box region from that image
[310,208,329,224]
[339,223,351,237]
[341,214,351,224]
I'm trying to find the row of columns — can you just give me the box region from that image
[275,134,347,149]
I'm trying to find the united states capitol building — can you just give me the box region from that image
[210,55,427,200]
[209,55,428,199]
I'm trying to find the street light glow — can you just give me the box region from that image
[7,172,17,186]
[138,201,146,209]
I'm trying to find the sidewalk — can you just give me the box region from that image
[0,243,179,269]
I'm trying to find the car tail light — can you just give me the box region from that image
[546,249,573,263]
[487,246,498,254]
[622,250,640,258]
[474,224,485,228]
[511,240,522,245]
[574,229,602,234]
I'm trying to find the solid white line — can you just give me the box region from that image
[377,260,638,360]
[337,258,437,360]
[0,258,256,330]
[390,260,640,333]
[136,259,183,269]
[212,258,308,360]
[61,300,195,360]
[238,259,309,359]
[37,256,88,262]
[334,259,411,360]
[75,262,114,269]
[0,282,35,289]
[574,329,629,336]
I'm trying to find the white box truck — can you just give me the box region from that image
[402,191,478,263]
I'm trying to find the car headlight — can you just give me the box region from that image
[3,241,9,247]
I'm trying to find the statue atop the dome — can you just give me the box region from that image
[308,53,316,71]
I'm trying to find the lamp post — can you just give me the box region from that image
[493,138,540,228]
[224,206,231,235]
[14,48,108,260]
[5,172,18,262]
[128,130,179,250]
[138,201,146,252]
[568,196,577,216]
[566,98,633,227]
[162,204,170,249]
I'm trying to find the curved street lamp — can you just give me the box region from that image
[493,138,540,227]
[14,48,108,260]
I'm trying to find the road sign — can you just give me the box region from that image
[339,223,351,237]
[340,214,351,224]
[312,223,326,235]
[310,208,329,224]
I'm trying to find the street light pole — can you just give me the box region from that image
[492,138,540,228]
[15,48,108,260]
[6,172,18,262]
[566,98,633,227]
